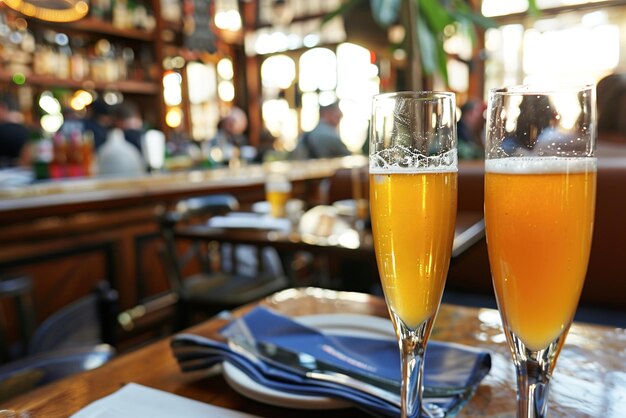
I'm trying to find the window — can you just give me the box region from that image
[484,4,623,93]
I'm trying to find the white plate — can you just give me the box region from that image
[222,313,395,410]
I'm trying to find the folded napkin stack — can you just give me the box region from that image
[208,214,291,232]
[171,307,491,418]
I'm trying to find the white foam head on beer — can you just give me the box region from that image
[369,147,457,174]
[485,157,597,174]
[265,174,292,192]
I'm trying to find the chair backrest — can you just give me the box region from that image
[159,194,286,288]
[175,194,240,222]
[0,344,115,403]
[0,275,36,362]
[323,167,369,204]
[27,281,119,355]
[159,194,240,290]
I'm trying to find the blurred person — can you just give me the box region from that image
[584,73,626,156]
[0,92,31,168]
[253,127,278,163]
[597,73,626,143]
[82,99,113,150]
[208,107,249,164]
[456,99,485,160]
[114,102,145,153]
[292,101,350,159]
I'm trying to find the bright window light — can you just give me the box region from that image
[39,92,61,114]
[523,24,619,83]
[163,71,182,106]
[300,92,319,132]
[299,48,336,92]
[482,0,528,17]
[336,43,379,152]
[261,55,296,89]
[187,62,216,104]
[217,58,234,80]
[41,114,64,133]
[165,107,183,128]
[218,80,235,102]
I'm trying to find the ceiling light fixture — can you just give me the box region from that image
[3,0,89,23]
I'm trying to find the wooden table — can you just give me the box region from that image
[175,211,485,260]
[2,287,624,417]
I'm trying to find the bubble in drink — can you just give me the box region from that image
[485,156,596,350]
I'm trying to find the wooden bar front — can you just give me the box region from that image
[0,158,364,332]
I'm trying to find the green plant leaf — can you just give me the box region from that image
[321,0,364,25]
[435,32,449,83]
[369,0,402,27]
[528,0,541,17]
[419,0,454,32]
[450,2,498,30]
[416,12,437,76]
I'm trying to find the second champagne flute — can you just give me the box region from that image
[369,91,458,418]
[484,84,597,417]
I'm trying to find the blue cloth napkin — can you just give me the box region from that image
[171,307,491,418]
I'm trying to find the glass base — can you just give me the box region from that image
[388,309,439,418]
[505,327,570,418]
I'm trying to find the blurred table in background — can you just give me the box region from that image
[175,208,484,290]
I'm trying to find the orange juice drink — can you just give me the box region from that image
[485,157,596,351]
[265,175,291,218]
[370,171,457,329]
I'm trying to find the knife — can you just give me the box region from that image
[228,336,402,407]
[228,337,469,401]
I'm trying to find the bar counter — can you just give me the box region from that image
[0,156,367,222]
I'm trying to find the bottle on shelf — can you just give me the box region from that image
[49,132,67,179]
[82,130,96,176]
[31,131,53,181]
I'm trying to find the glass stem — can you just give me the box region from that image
[400,333,424,418]
[515,358,551,418]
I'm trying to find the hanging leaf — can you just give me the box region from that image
[528,0,541,17]
[322,0,364,25]
[419,0,453,33]
[450,0,498,31]
[369,0,402,27]
[416,12,437,77]
[435,30,449,83]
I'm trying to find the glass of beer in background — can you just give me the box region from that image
[265,174,291,218]
[484,84,596,418]
[369,92,457,418]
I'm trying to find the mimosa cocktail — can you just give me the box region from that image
[370,91,457,418]
[370,171,457,329]
[485,157,596,351]
[484,84,596,418]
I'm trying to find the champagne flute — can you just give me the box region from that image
[369,92,458,418]
[484,84,596,417]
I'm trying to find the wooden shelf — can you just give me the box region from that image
[0,72,159,94]
[0,4,156,42]
[48,17,156,42]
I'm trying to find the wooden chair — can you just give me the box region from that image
[0,275,36,362]
[27,281,119,354]
[158,194,290,327]
[0,280,118,402]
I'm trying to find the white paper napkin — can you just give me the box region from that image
[208,214,291,232]
[70,383,260,418]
